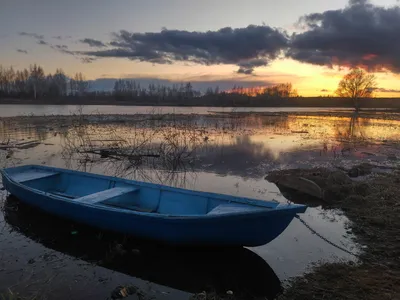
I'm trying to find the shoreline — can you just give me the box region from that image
[267,167,400,300]
[1,98,400,109]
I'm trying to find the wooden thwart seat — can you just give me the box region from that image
[11,170,59,183]
[105,202,156,213]
[207,203,268,215]
[77,187,138,205]
[49,191,78,199]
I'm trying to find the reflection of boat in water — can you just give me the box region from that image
[4,196,283,299]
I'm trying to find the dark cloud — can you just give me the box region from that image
[89,77,276,93]
[237,68,254,75]
[321,89,329,92]
[80,38,107,47]
[41,1,400,75]
[236,58,269,74]
[16,49,28,54]
[20,32,50,48]
[81,25,289,73]
[47,44,76,56]
[53,44,68,50]
[81,57,96,63]
[19,31,90,62]
[19,32,44,40]
[287,0,400,73]
[52,35,73,40]
[374,88,400,93]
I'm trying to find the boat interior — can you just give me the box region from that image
[5,166,274,216]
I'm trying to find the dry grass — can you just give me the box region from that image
[60,112,208,174]
[267,168,400,300]
[280,263,400,300]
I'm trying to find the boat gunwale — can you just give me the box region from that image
[1,165,307,220]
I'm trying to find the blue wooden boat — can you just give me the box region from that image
[1,165,307,247]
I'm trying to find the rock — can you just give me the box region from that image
[111,285,138,299]
[277,176,323,199]
[387,155,398,161]
[28,258,35,264]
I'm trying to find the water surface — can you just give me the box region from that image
[2,111,400,299]
[0,104,361,117]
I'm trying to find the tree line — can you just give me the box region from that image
[0,64,298,105]
[0,65,90,99]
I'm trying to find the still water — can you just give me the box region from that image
[0,104,357,117]
[1,110,400,299]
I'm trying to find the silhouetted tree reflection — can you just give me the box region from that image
[334,112,370,145]
[0,119,50,142]
[198,135,272,177]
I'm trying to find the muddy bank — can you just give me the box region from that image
[266,166,400,300]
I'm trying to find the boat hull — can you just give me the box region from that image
[1,166,306,247]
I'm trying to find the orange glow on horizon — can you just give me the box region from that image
[363,54,378,61]
[224,86,268,96]
[224,83,298,97]
[2,53,400,98]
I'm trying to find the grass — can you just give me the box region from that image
[266,168,400,300]
[190,291,236,300]
[279,263,398,300]
[0,290,21,300]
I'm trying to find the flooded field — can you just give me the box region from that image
[1,109,400,299]
[0,104,374,117]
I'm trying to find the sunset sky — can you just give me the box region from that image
[1,0,400,96]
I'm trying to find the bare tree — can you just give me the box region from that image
[70,72,90,96]
[15,69,30,96]
[336,68,377,110]
[29,64,46,99]
[53,68,68,96]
